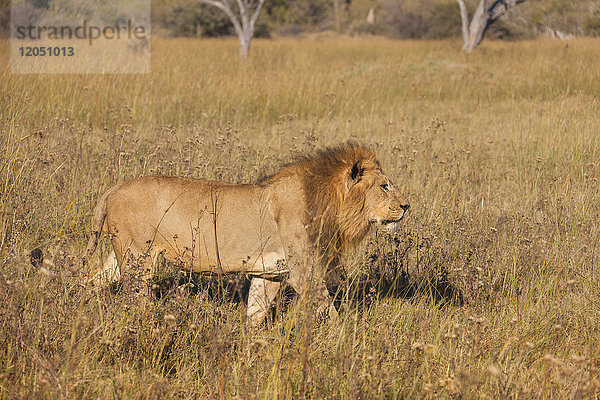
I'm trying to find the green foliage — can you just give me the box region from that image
[264,0,333,33]
[525,0,591,35]
[377,0,430,39]
[486,16,535,41]
[5,0,600,40]
[0,0,8,37]
[152,0,233,37]
[583,8,600,36]
[29,0,51,8]
[371,0,462,39]
[41,0,149,25]
[349,19,386,36]
[151,0,272,38]
[425,1,463,39]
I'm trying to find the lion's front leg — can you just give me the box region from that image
[279,228,338,321]
[270,184,338,322]
[246,277,281,328]
[313,282,338,319]
[287,264,338,321]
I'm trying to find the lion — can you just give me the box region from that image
[82,143,410,326]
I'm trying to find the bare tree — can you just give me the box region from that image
[200,0,266,59]
[457,0,526,52]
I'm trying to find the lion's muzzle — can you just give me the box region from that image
[379,202,409,232]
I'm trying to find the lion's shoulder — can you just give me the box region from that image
[261,142,380,252]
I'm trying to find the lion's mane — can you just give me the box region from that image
[268,143,380,266]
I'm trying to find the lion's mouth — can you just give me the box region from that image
[379,209,409,225]
[385,212,407,224]
[373,210,408,227]
[381,216,403,225]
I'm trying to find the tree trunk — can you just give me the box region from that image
[201,0,265,59]
[240,35,250,59]
[465,0,489,51]
[458,0,526,52]
[456,0,469,49]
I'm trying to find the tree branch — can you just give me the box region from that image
[250,0,266,27]
[488,0,525,21]
[234,0,247,32]
[200,0,244,41]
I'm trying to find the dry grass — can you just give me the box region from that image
[1,37,600,398]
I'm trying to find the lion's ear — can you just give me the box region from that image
[349,160,364,186]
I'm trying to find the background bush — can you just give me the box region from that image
[583,8,600,36]
[3,0,599,39]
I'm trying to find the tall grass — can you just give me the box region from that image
[1,37,599,398]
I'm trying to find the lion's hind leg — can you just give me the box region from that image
[88,250,121,288]
[247,277,281,328]
[119,248,161,299]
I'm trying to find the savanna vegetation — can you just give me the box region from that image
[3,0,600,40]
[1,37,600,398]
[152,0,600,39]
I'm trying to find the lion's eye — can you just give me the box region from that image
[380,183,389,192]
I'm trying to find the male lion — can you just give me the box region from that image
[82,143,409,326]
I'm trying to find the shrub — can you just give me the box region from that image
[0,3,9,38]
[375,0,462,40]
[152,0,233,37]
[426,1,462,39]
[583,8,600,36]
[264,0,333,34]
[349,19,386,36]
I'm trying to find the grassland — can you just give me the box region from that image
[1,37,600,398]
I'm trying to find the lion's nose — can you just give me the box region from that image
[401,203,410,212]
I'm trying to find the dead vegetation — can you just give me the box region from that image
[1,37,599,398]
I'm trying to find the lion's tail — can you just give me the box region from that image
[81,184,119,269]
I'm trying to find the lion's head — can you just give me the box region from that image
[298,143,410,259]
[347,155,410,233]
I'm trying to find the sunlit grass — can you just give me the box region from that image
[1,37,599,398]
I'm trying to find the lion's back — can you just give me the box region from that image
[102,175,286,271]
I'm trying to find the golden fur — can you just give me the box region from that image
[83,143,409,326]
[264,145,394,267]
